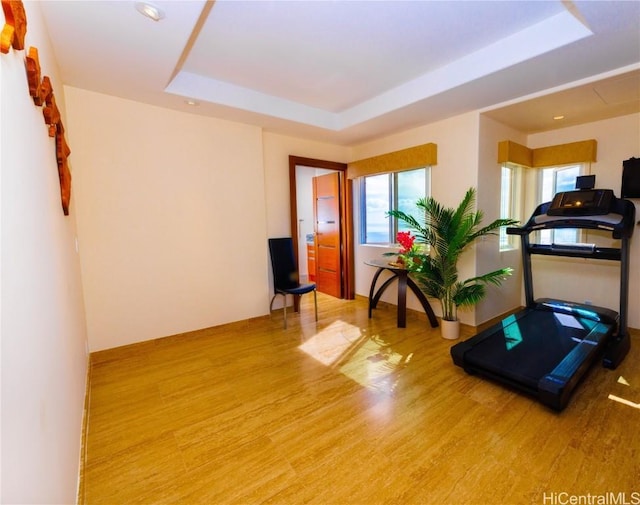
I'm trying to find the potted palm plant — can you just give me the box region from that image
[387,187,518,339]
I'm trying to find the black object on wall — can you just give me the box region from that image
[621,157,640,198]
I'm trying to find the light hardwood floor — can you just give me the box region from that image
[81,294,640,505]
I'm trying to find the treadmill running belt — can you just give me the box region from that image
[462,309,612,391]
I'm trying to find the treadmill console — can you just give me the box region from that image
[547,189,613,216]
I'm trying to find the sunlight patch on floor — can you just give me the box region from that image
[298,321,411,393]
[608,376,639,409]
[297,320,364,366]
[339,338,410,393]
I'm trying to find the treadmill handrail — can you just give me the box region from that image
[527,244,621,261]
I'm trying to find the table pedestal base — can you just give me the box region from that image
[367,264,438,328]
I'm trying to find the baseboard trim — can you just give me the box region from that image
[76,355,91,505]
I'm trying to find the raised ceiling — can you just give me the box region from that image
[39,0,640,145]
[482,67,640,133]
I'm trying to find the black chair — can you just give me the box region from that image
[268,237,318,329]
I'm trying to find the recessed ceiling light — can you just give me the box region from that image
[135,2,165,22]
[185,100,199,106]
[553,115,565,121]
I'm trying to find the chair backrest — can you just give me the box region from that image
[268,237,299,290]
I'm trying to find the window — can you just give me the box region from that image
[538,164,585,244]
[361,167,430,244]
[499,163,521,250]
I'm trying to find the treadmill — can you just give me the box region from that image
[451,183,635,411]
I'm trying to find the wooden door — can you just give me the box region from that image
[313,172,342,298]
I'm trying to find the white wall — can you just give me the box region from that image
[65,87,270,351]
[475,115,529,324]
[526,113,640,328]
[351,111,640,328]
[60,87,640,356]
[352,112,488,325]
[262,132,349,238]
[1,2,88,503]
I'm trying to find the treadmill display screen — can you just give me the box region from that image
[547,189,613,216]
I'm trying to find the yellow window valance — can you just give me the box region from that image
[498,139,597,168]
[497,140,533,167]
[347,142,437,179]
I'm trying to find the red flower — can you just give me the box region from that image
[397,231,415,254]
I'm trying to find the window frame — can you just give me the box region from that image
[537,163,587,245]
[359,167,430,245]
[499,162,522,251]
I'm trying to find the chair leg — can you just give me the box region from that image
[273,291,314,329]
[283,293,288,329]
[270,293,289,329]
[313,289,318,322]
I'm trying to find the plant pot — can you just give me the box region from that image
[440,319,460,340]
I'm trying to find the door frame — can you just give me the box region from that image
[289,155,354,299]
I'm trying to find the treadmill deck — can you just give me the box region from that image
[451,299,617,411]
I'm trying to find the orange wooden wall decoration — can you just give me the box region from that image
[1,0,26,53]
[40,76,52,108]
[43,92,61,137]
[25,46,43,104]
[56,125,72,216]
[1,0,73,215]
